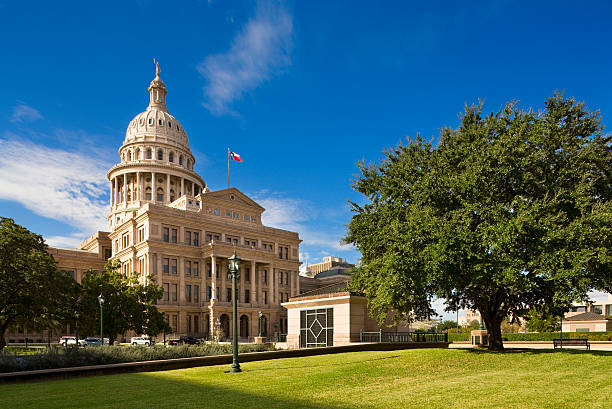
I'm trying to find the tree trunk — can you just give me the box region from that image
[482,313,504,351]
[0,323,7,351]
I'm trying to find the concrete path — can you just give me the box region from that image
[450,341,612,351]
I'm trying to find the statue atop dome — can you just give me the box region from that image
[154,58,161,79]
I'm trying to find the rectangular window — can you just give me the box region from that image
[593,305,603,314]
[606,305,612,316]
[214,209,220,215]
[245,267,250,282]
[206,233,212,242]
[171,315,177,332]
[245,289,250,303]
[185,261,191,276]
[206,264,211,277]
[194,285,199,303]
[226,288,232,302]
[171,259,177,275]
[163,258,169,275]
[300,308,334,348]
[244,215,250,222]
[185,231,191,245]
[252,216,256,223]
[226,211,231,217]
[216,287,220,301]
[171,228,177,243]
[104,248,112,259]
[193,262,199,277]
[263,270,268,284]
[193,232,199,246]
[186,284,192,302]
[214,234,221,240]
[263,291,268,305]
[207,286,212,300]
[194,315,199,333]
[233,212,239,219]
[163,227,169,242]
[172,284,177,302]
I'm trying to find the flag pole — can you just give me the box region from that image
[227,147,230,189]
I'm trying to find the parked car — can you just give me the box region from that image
[82,337,102,346]
[168,336,200,346]
[59,336,86,347]
[131,336,154,346]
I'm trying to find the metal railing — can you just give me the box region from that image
[360,330,448,343]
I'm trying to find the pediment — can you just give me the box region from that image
[202,187,265,211]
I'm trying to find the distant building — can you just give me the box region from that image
[458,309,482,327]
[303,256,354,277]
[566,294,612,318]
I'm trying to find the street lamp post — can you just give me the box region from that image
[97,294,105,345]
[228,249,242,373]
[75,311,80,347]
[258,311,263,337]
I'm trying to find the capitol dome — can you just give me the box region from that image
[107,61,206,231]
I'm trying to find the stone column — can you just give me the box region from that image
[123,173,127,205]
[136,172,140,201]
[109,180,113,206]
[192,182,195,196]
[114,177,119,206]
[221,259,227,302]
[181,178,184,197]
[166,175,171,203]
[211,256,217,303]
[296,271,300,295]
[251,260,256,306]
[270,265,276,305]
[151,172,156,202]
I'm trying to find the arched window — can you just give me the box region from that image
[168,121,172,128]
[156,187,164,202]
[240,315,249,338]
[146,148,152,159]
[135,148,140,160]
[159,119,163,126]
[169,152,174,163]
[129,151,133,161]
[145,187,152,200]
[148,118,153,125]
[179,155,183,165]
[157,149,163,160]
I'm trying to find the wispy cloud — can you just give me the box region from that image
[0,135,111,237]
[198,0,293,115]
[251,191,355,256]
[10,103,43,123]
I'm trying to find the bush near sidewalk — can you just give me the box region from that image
[0,343,274,373]
[448,331,612,342]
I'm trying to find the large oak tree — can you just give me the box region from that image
[345,94,611,350]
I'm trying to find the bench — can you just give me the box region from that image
[553,338,590,350]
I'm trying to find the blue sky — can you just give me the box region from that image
[1,1,611,316]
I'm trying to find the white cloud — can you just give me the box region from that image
[251,191,355,254]
[0,136,110,236]
[10,103,43,123]
[198,0,293,115]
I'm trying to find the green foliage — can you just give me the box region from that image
[346,94,612,351]
[0,218,80,350]
[77,261,170,344]
[434,320,458,332]
[0,343,274,372]
[526,308,561,332]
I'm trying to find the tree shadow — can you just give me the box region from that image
[244,355,401,372]
[464,348,612,357]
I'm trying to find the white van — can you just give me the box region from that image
[130,336,154,346]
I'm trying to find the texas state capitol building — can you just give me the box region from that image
[42,65,300,342]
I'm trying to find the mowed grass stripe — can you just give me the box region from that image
[0,349,610,409]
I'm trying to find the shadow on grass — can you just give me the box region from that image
[0,368,355,409]
[464,348,612,357]
[244,355,401,372]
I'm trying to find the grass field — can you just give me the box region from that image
[1,348,610,409]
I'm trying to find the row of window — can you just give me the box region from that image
[121,147,193,170]
[206,207,258,224]
[163,227,200,246]
[162,284,277,305]
[163,258,200,276]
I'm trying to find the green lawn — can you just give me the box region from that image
[1,348,610,409]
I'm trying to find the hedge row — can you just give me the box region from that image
[449,331,612,342]
[0,343,274,373]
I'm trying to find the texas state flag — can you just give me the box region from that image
[229,151,243,162]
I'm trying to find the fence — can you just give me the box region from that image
[360,330,448,343]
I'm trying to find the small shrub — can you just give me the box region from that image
[0,342,274,373]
